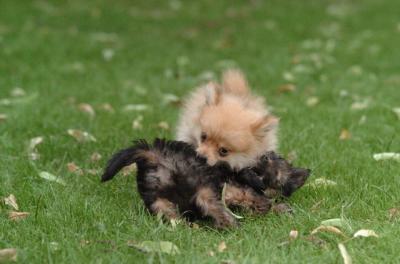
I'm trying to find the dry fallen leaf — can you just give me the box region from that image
[389,208,399,220]
[393,108,400,119]
[306,97,319,107]
[208,250,215,257]
[102,48,114,61]
[90,152,102,162]
[10,87,26,97]
[0,113,7,122]
[123,104,149,112]
[99,103,115,113]
[78,103,95,117]
[39,171,66,185]
[307,178,337,187]
[162,93,182,106]
[28,136,44,160]
[0,248,17,262]
[289,230,299,240]
[9,211,29,221]
[338,243,352,264]
[132,116,143,130]
[127,241,180,255]
[321,218,352,232]
[218,241,227,253]
[350,100,369,110]
[311,225,346,237]
[339,129,351,140]
[373,153,400,162]
[67,129,97,143]
[353,229,378,238]
[67,162,83,175]
[278,84,296,93]
[158,121,170,130]
[122,164,137,176]
[4,194,19,211]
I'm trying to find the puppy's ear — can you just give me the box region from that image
[251,115,279,139]
[222,69,249,96]
[205,82,222,105]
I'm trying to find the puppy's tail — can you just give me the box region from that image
[222,69,250,96]
[101,139,157,182]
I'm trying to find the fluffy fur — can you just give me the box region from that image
[101,139,310,228]
[176,69,279,169]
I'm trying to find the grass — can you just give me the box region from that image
[1,0,400,263]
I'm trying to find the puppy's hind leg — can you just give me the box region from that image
[195,187,237,229]
[224,184,271,214]
[150,198,179,221]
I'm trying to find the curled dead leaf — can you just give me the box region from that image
[218,241,227,253]
[307,178,337,188]
[158,121,170,130]
[122,164,137,176]
[123,104,149,112]
[0,248,17,262]
[28,136,44,160]
[132,116,143,130]
[278,84,296,93]
[289,230,298,240]
[338,243,352,264]
[373,153,400,162]
[311,225,345,237]
[306,97,319,107]
[4,194,19,211]
[353,229,378,238]
[9,211,29,221]
[99,103,115,113]
[38,171,66,185]
[90,152,102,162]
[67,162,83,175]
[67,129,97,143]
[339,129,351,140]
[389,208,399,220]
[0,113,7,122]
[78,103,95,117]
[393,108,400,119]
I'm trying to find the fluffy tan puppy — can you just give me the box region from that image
[176,69,279,169]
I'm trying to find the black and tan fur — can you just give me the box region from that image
[102,139,310,228]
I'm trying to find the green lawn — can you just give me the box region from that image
[1,0,400,263]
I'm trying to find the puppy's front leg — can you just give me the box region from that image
[224,184,271,214]
[150,198,179,221]
[195,186,237,229]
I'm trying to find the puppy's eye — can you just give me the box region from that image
[218,147,229,157]
[200,132,207,142]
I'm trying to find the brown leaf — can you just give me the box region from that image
[90,152,102,162]
[4,194,19,211]
[122,164,137,176]
[338,243,352,264]
[67,129,97,143]
[289,230,299,240]
[67,162,83,175]
[278,84,296,94]
[0,113,7,122]
[9,211,29,221]
[217,241,227,252]
[339,129,351,140]
[389,208,400,220]
[0,248,17,262]
[99,103,115,113]
[311,225,346,237]
[78,103,95,117]
[158,121,170,130]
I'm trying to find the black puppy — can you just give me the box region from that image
[102,138,270,228]
[102,139,310,228]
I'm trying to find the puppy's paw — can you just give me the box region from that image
[215,212,238,229]
[252,197,272,214]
